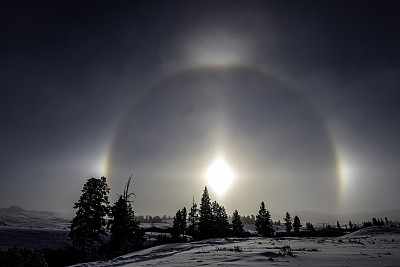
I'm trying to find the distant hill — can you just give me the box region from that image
[0,206,73,250]
[0,205,26,212]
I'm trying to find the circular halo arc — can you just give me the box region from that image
[103,63,344,212]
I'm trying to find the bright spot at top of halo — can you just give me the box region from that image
[205,158,235,196]
[184,31,252,67]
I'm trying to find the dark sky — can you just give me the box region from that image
[1,0,399,215]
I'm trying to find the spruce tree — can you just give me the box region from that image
[211,201,229,237]
[293,215,302,234]
[188,196,199,240]
[69,177,110,257]
[231,210,244,237]
[255,201,273,237]
[180,207,187,239]
[172,209,182,241]
[109,176,144,255]
[199,187,213,239]
[284,212,292,234]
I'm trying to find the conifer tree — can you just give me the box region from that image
[180,207,187,239]
[109,176,144,255]
[306,222,315,232]
[172,209,182,241]
[284,212,292,234]
[199,187,213,239]
[69,177,110,257]
[293,215,302,234]
[188,196,199,239]
[231,210,244,237]
[255,201,273,237]
[211,201,229,237]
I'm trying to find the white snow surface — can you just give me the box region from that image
[73,227,400,267]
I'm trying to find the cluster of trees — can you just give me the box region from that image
[68,176,144,260]
[135,215,167,223]
[171,187,245,241]
[170,188,307,241]
[283,212,302,234]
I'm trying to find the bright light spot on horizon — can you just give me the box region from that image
[205,157,235,196]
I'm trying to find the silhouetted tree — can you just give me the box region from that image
[199,187,213,239]
[211,201,229,237]
[372,217,378,226]
[349,221,353,230]
[306,222,315,232]
[255,201,273,237]
[172,209,182,241]
[284,212,292,234]
[180,207,187,239]
[108,176,144,255]
[69,177,110,258]
[336,221,341,230]
[231,210,244,237]
[187,196,199,240]
[293,215,301,234]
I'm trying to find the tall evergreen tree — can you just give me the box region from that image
[211,201,229,237]
[172,209,182,241]
[255,201,273,237]
[108,176,144,255]
[284,212,292,234]
[180,207,187,239]
[188,196,199,240]
[306,222,315,232]
[199,187,213,239]
[69,177,110,257]
[293,215,302,234]
[231,210,244,237]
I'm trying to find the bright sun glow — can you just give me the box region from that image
[205,158,234,196]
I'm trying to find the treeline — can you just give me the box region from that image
[169,187,301,241]
[135,215,171,223]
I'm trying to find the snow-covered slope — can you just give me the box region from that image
[73,227,400,267]
[0,206,72,250]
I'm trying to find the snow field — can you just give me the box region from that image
[73,227,400,267]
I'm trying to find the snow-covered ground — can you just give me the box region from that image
[73,226,400,267]
[0,206,72,250]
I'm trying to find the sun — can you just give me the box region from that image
[205,157,235,196]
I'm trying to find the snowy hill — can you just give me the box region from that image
[0,206,72,250]
[73,227,400,267]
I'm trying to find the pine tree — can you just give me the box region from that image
[172,209,182,241]
[306,222,315,232]
[69,177,110,257]
[109,176,144,255]
[255,201,273,237]
[336,221,341,230]
[231,210,244,237]
[188,196,199,240]
[199,187,213,239]
[180,207,187,239]
[284,212,292,234]
[293,215,302,234]
[211,201,229,237]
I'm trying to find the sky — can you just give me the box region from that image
[1,0,399,216]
